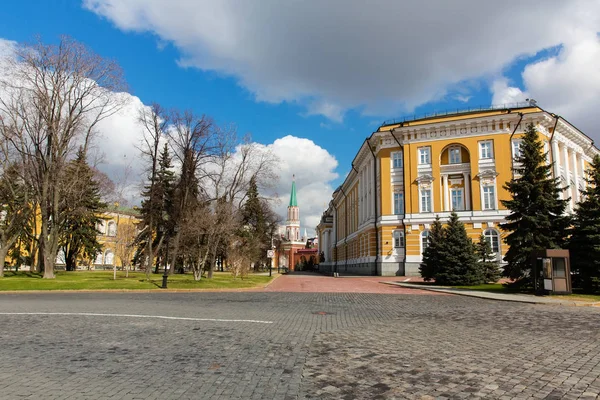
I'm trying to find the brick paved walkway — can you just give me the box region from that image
[1,291,599,399]
[265,272,435,294]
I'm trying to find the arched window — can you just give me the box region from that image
[421,230,431,253]
[484,229,500,253]
[94,252,103,265]
[393,230,404,248]
[107,221,117,237]
[97,220,106,235]
[104,250,114,265]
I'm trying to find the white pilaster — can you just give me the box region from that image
[563,144,572,210]
[580,156,586,190]
[443,175,449,211]
[463,172,471,211]
[571,149,579,203]
[552,140,562,199]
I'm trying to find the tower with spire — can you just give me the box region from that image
[277,174,319,271]
[285,175,301,242]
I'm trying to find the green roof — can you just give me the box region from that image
[289,178,297,207]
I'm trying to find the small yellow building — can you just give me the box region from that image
[4,207,141,271]
[317,103,599,276]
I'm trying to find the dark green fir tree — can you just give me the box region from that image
[59,149,106,271]
[435,212,482,286]
[569,155,600,293]
[419,216,444,282]
[477,234,501,283]
[500,123,570,282]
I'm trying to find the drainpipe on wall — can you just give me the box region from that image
[367,137,379,276]
[548,114,560,178]
[509,112,525,180]
[331,201,338,276]
[351,163,360,272]
[339,186,349,274]
[389,127,407,274]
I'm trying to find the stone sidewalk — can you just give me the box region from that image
[385,281,600,306]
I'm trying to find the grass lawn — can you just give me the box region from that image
[0,271,275,291]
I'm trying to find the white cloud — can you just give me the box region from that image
[492,31,600,140]
[490,78,528,107]
[262,135,338,236]
[83,0,600,121]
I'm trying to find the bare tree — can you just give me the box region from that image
[0,145,31,276]
[197,127,279,278]
[137,103,168,280]
[114,216,137,278]
[166,110,216,275]
[0,36,127,278]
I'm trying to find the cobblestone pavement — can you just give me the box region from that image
[1,291,599,399]
[265,272,433,294]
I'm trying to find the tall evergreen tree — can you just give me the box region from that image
[138,143,176,274]
[477,234,501,283]
[240,176,279,270]
[569,155,600,293]
[59,150,106,271]
[500,123,570,282]
[419,216,444,281]
[435,212,482,286]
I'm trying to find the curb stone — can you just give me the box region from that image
[381,281,600,307]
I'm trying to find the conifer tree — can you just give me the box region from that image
[477,234,501,283]
[435,212,482,286]
[419,216,444,281]
[59,149,106,271]
[500,123,570,282]
[569,155,600,293]
[138,143,176,274]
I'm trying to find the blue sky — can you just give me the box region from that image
[1,1,598,232]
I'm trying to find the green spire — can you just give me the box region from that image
[289,175,298,207]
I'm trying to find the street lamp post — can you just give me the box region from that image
[162,238,169,289]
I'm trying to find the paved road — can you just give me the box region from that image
[1,277,600,399]
[265,272,435,294]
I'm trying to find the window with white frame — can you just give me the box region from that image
[420,189,432,212]
[107,221,117,237]
[484,229,500,253]
[450,188,464,211]
[479,141,493,159]
[104,250,114,265]
[482,185,496,210]
[392,151,403,169]
[393,230,404,248]
[421,230,431,252]
[418,147,431,165]
[512,139,523,159]
[393,192,404,215]
[449,147,461,164]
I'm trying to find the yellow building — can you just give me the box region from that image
[91,209,140,269]
[52,208,141,270]
[317,103,599,276]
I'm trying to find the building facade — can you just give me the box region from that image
[317,104,599,276]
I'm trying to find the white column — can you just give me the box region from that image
[571,149,580,203]
[580,156,586,189]
[463,172,471,211]
[443,175,449,211]
[563,145,572,210]
[552,140,562,199]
